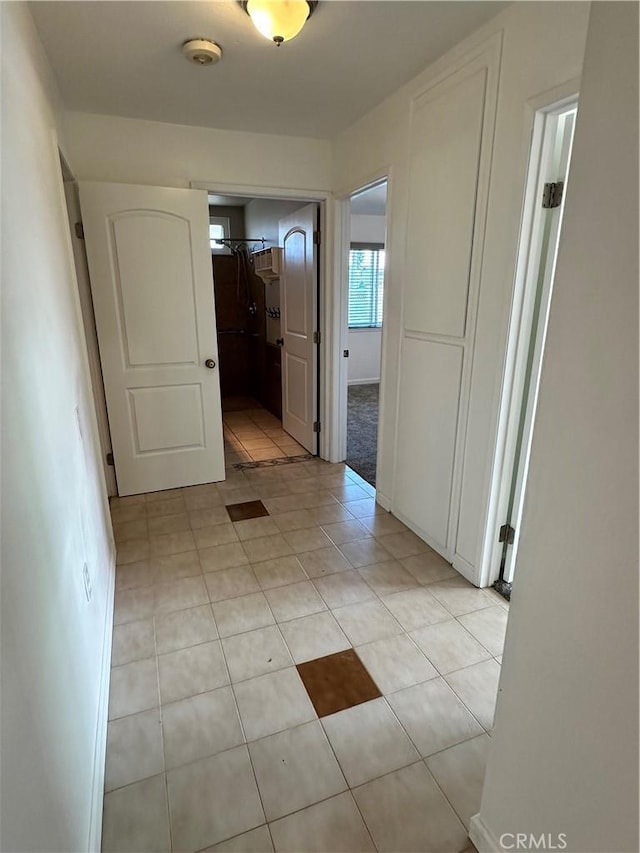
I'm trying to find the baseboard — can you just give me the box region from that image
[452,553,478,586]
[375,490,391,511]
[347,378,380,386]
[469,813,503,852]
[87,551,116,852]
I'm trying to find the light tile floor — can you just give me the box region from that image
[222,399,309,465]
[104,454,508,853]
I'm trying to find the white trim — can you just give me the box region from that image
[347,378,380,386]
[87,556,116,852]
[469,813,505,853]
[477,78,580,588]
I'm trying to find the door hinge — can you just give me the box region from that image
[542,181,564,209]
[313,421,321,433]
[106,451,115,466]
[498,524,515,545]
[313,230,321,245]
[313,330,321,344]
[343,349,350,358]
[74,221,85,240]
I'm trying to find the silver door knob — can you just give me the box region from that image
[204,358,216,369]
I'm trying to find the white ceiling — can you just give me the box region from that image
[351,182,387,217]
[30,0,507,139]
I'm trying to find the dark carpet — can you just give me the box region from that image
[347,383,379,487]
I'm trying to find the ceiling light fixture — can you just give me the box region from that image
[240,0,318,47]
[182,38,223,65]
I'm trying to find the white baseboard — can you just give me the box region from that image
[469,813,504,853]
[87,552,116,852]
[347,378,380,386]
[375,490,391,511]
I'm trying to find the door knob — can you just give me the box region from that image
[276,338,284,347]
[204,358,216,369]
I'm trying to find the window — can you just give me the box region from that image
[210,216,230,252]
[348,243,385,328]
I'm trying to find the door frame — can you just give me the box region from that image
[478,79,580,589]
[333,174,390,484]
[192,181,335,460]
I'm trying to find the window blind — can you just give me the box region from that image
[348,245,385,328]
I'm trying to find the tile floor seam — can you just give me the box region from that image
[420,756,472,839]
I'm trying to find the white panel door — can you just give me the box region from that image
[79,181,225,496]
[279,204,317,453]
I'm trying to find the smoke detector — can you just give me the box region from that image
[182,39,223,66]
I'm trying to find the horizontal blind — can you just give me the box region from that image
[348,246,385,328]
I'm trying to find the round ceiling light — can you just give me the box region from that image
[241,0,317,46]
[182,39,223,65]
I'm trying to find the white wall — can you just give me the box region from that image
[333,1,590,565]
[472,4,639,850]
[62,111,332,191]
[0,5,115,851]
[348,213,385,384]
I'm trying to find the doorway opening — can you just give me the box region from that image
[487,97,578,597]
[206,194,321,470]
[344,180,387,487]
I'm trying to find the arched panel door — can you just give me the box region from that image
[79,181,225,495]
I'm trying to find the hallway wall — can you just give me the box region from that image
[0,5,114,851]
[474,3,639,849]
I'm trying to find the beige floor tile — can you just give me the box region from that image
[234,517,280,541]
[280,611,350,664]
[358,560,419,596]
[146,488,184,503]
[322,697,419,787]
[297,546,352,578]
[411,620,491,675]
[167,746,265,852]
[307,504,355,524]
[271,510,317,532]
[252,555,308,590]
[333,599,402,646]
[222,625,293,682]
[200,542,250,573]
[376,530,428,559]
[341,498,383,519]
[149,530,196,558]
[388,678,484,757]
[105,709,164,791]
[113,585,156,625]
[188,506,231,527]
[445,659,501,730]
[264,582,327,623]
[358,514,407,536]
[158,640,229,704]
[213,592,275,638]
[111,619,155,666]
[114,518,149,544]
[102,774,171,853]
[249,721,347,820]
[204,825,274,852]
[111,503,147,525]
[233,667,316,741]
[115,559,155,592]
[242,534,293,563]
[116,538,151,566]
[269,791,375,853]
[352,761,467,853]
[223,488,262,506]
[183,491,224,513]
[428,577,496,617]
[146,496,186,519]
[400,550,457,585]
[152,550,202,584]
[154,604,217,655]
[162,686,244,769]
[242,436,281,450]
[283,527,332,554]
[426,734,491,829]
[321,519,370,545]
[254,481,295,499]
[205,567,261,602]
[154,575,209,615]
[109,657,159,720]
[382,587,451,632]
[458,606,509,656]
[194,523,239,549]
[313,570,376,609]
[339,538,393,568]
[355,635,438,694]
[328,484,371,503]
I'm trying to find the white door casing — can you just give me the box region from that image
[279,204,318,453]
[79,181,225,496]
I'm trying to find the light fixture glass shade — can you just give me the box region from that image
[246,0,310,44]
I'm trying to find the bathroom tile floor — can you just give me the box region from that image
[222,399,309,464]
[104,454,508,852]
